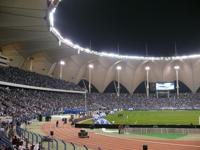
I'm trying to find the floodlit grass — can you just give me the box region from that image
[140,133,187,139]
[106,110,200,125]
[81,110,200,125]
[78,119,93,124]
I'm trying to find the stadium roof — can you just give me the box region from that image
[1,0,200,93]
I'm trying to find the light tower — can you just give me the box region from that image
[116,65,122,97]
[174,65,180,97]
[29,57,34,72]
[145,66,150,98]
[59,60,65,79]
[88,64,94,93]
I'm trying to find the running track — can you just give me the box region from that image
[41,121,200,150]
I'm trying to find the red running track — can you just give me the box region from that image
[41,121,200,150]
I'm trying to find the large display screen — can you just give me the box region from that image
[156,82,175,91]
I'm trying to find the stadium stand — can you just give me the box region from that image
[0,65,200,150]
[0,65,200,124]
[87,93,200,110]
[0,85,85,123]
[0,66,83,91]
[1,85,200,126]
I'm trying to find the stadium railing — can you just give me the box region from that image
[0,80,86,94]
[75,124,200,136]
[75,124,200,129]
[0,131,13,149]
[16,127,90,150]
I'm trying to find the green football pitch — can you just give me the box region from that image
[107,110,200,125]
[82,110,200,125]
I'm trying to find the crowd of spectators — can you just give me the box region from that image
[1,66,200,149]
[87,93,200,110]
[1,85,200,124]
[0,86,85,123]
[0,66,200,124]
[0,66,83,91]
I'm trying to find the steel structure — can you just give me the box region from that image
[0,0,200,93]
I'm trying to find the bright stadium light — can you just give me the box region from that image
[174,65,180,70]
[49,8,55,27]
[48,1,200,61]
[58,40,61,46]
[60,60,65,65]
[73,44,81,50]
[85,48,91,53]
[174,65,180,97]
[77,50,80,54]
[145,66,150,98]
[59,60,65,79]
[116,65,122,70]
[63,38,73,46]
[145,66,150,71]
[88,64,94,69]
[116,65,122,97]
[88,64,94,93]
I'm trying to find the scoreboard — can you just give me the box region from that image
[156,82,175,91]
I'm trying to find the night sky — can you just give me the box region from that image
[54,0,200,56]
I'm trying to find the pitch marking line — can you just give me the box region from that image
[133,138,200,148]
[95,132,200,148]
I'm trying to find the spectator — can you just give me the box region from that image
[0,66,200,125]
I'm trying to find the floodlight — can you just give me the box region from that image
[145,66,150,71]
[48,3,200,61]
[63,38,73,46]
[174,65,180,70]
[116,65,122,70]
[88,64,94,69]
[73,44,81,49]
[58,40,61,46]
[60,60,65,65]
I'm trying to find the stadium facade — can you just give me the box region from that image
[1,0,200,93]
